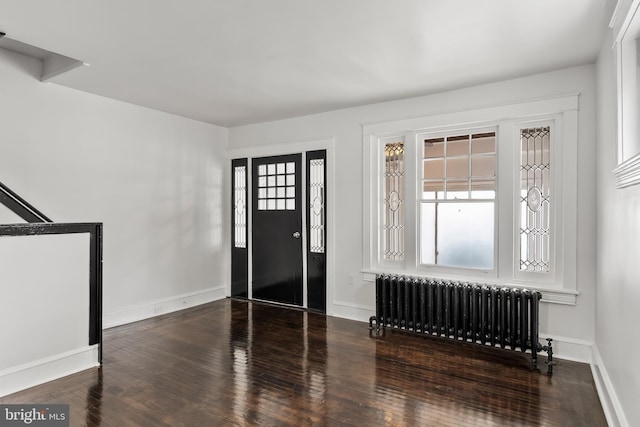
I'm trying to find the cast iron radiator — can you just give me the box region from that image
[368,274,554,373]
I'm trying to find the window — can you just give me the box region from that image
[611,0,640,188]
[363,95,578,304]
[519,126,551,273]
[420,131,496,270]
[383,139,405,261]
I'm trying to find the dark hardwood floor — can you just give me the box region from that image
[1,298,606,426]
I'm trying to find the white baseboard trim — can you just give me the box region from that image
[591,345,629,427]
[537,334,593,364]
[330,301,593,362]
[0,345,99,398]
[103,286,227,329]
[330,300,374,323]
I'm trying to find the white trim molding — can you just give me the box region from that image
[227,137,336,160]
[592,345,630,427]
[103,286,226,328]
[536,335,593,363]
[612,152,640,188]
[227,137,336,316]
[362,94,580,304]
[0,345,99,398]
[331,300,376,323]
[611,0,640,186]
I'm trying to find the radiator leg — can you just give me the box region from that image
[369,316,382,337]
[544,338,554,375]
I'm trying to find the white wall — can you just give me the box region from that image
[0,233,93,396]
[0,234,89,369]
[229,65,598,359]
[0,48,229,326]
[595,30,639,427]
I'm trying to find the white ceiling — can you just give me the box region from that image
[0,0,614,127]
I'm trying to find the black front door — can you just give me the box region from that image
[251,154,303,306]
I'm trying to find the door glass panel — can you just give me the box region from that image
[309,158,325,253]
[256,161,296,211]
[233,165,247,248]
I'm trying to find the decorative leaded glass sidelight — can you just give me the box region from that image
[306,150,327,313]
[309,158,325,253]
[234,165,247,248]
[384,141,405,261]
[231,158,249,298]
[519,126,551,272]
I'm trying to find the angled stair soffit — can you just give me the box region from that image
[0,32,85,82]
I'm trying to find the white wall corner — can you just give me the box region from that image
[330,300,375,323]
[591,345,629,427]
[103,286,227,329]
[536,335,593,363]
[0,345,99,398]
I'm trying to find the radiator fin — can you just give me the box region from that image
[372,274,544,365]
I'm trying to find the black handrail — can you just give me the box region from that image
[0,180,52,223]
[0,181,102,363]
[0,222,103,363]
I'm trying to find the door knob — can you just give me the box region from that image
[293,231,301,239]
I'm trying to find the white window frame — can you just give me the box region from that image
[611,0,640,188]
[416,125,499,276]
[362,95,579,304]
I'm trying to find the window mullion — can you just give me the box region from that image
[497,121,514,280]
[404,132,417,269]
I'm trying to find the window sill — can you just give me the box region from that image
[612,152,640,189]
[361,270,578,305]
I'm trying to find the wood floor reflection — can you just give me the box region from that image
[0,299,606,426]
